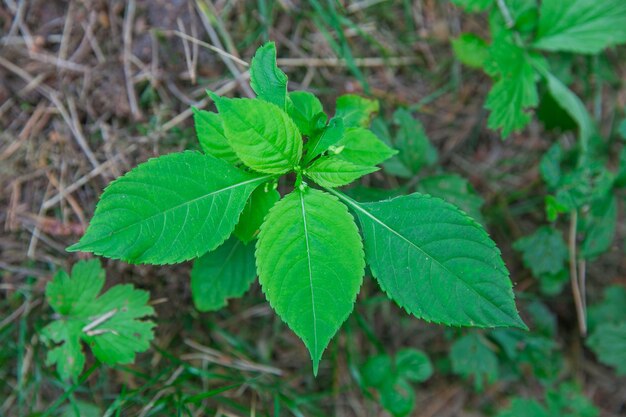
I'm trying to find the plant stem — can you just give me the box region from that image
[568,210,587,336]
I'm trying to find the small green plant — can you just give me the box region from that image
[586,285,626,375]
[40,260,155,381]
[453,0,626,339]
[360,349,433,417]
[496,383,598,417]
[68,42,525,374]
[452,0,626,138]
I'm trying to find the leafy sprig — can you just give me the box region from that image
[69,42,525,374]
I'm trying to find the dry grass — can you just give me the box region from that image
[1,1,626,416]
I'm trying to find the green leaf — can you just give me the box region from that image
[345,185,407,202]
[496,398,548,417]
[535,67,595,144]
[191,237,257,312]
[554,163,614,211]
[370,117,413,178]
[581,194,617,259]
[587,323,626,375]
[379,379,415,417]
[335,94,379,128]
[287,91,326,136]
[306,156,378,188]
[40,260,154,381]
[540,143,563,189]
[534,0,626,54]
[304,117,345,164]
[335,127,397,167]
[546,383,599,417]
[256,188,365,374]
[513,226,568,277]
[588,286,626,330]
[331,190,525,329]
[450,333,498,391]
[361,354,394,388]
[450,0,493,13]
[213,97,302,174]
[192,108,239,164]
[68,152,267,264]
[249,42,288,109]
[417,174,485,224]
[452,33,490,69]
[395,349,433,382]
[233,186,280,244]
[392,109,438,174]
[485,37,539,137]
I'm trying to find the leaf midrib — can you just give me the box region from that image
[329,189,520,325]
[299,190,318,359]
[79,175,271,247]
[229,104,296,167]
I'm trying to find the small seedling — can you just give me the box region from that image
[68,42,524,375]
[361,349,433,417]
[40,260,155,381]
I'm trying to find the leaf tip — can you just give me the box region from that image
[312,357,320,377]
[512,316,530,331]
[66,241,85,253]
[206,89,222,104]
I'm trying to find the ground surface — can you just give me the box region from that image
[1,1,625,416]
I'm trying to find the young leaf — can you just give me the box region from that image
[192,108,239,164]
[250,42,288,109]
[534,0,626,54]
[540,143,563,189]
[306,156,378,188]
[68,152,268,264]
[234,186,280,244]
[484,36,539,137]
[395,349,433,383]
[191,237,257,312]
[513,226,569,277]
[335,94,379,128]
[361,354,394,388]
[304,117,345,164]
[588,286,626,330]
[287,91,327,136]
[256,188,365,374]
[379,379,415,417]
[587,323,626,375]
[393,109,438,174]
[452,33,490,69]
[40,260,154,381]
[213,97,302,174]
[335,127,397,167]
[450,333,498,391]
[580,194,617,260]
[330,190,525,329]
